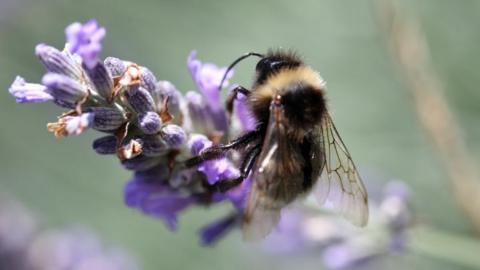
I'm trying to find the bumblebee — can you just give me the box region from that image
[186,50,368,240]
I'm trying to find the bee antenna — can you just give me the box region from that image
[218,52,264,91]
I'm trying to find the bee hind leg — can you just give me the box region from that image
[211,145,261,192]
[185,129,260,168]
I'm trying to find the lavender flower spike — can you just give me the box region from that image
[8,76,53,103]
[65,19,106,69]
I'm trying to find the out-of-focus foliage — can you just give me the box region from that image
[1,0,480,269]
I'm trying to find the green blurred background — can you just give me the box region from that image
[1,0,480,269]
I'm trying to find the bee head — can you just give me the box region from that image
[255,51,302,85]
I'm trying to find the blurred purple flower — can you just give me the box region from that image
[260,180,414,268]
[322,243,378,270]
[0,195,138,270]
[8,76,53,103]
[124,167,197,230]
[27,228,138,270]
[65,19,106,69]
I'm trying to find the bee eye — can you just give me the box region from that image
[255,58,284,73]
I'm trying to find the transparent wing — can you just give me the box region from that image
[242,99,301,240]
[313,113,369,226]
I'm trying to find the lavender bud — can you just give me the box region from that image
[121,155,162,171]
[42,73,87,104]
[84,61,113,99]
[87,107,126,131]
[138,135,168,157]
[104,57,126,77]
[138,112,162,134]
[35,44,82,79]
[8,76,53,103]
[140,67,157,93]
[160,124,186,148]
[154,81,182,120]
[92,135,117,154]
[187,134,212,155]
[124,85,156,114]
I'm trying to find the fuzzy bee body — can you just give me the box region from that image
[187,49,369,240]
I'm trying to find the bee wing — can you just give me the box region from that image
[313,113,369,226]
[242,100,297,241]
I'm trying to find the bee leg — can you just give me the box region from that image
[226,86,251,123]
[212,145,261,192]
[185,129,261,168]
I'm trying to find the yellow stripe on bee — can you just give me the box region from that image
[254,66,326,99]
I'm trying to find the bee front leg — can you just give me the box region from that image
[226,86,251,124]
[211,145,261,192]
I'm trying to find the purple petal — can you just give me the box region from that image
[199,214,238,246]
[187,51,232,111]
[187,134,212,156]
[226,177,251,210]
[65,19,106,69]
[124,174,195,231]
[233,91,256,131]
[8,76,53,103]
[198,158,239,185]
